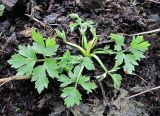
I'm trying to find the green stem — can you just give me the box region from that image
[37,55,83,62]
[75,65,84,88]
[90,54,108,73]
[54,57,62,60]
[37,59,45,62]
[108,69,117,73]
[37,57,62,62]
[66,41,86,55]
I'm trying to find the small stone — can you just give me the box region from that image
[0,20,10,32]
[147,14,160,23]
[43,13,59,24]
[1,0,25,11]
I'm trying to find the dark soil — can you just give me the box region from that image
[0,0,160,115]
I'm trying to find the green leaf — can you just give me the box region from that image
[69,13,82,24]
[8,54,26,68]
[113,35,150,74]
[0,5,5,17]
[8,45,37,76]
[130,36,150,61]
[46,37,56,48]
[16,60,35,76]
[31,30,59,56]
[44,45,59,56]
[130,36,150,52]
[32,29,45,46]
[70,55,82,64]
[32,42,46,54]
[110,74,122,89]
[58,65,82,87]
[31,65,49,93]
[123,54,138,74]
[69,23,78,32]
[81,83,97,93]
[69,13,80,19]
[72,65,81,77]
[129,48,145,60]
[111,34,124,51]
[59,50,81,72]
[32,42,59,56]
[78,76,97,93]
[18,45,37,59]
[61,87,82,107]
[58,75,74,87]
[84,20,94,28]
[59,50,72,68]
[115,52,138,74]
[55,29,67,43]
[115,51,125,66]
[82,57,95,70]
[44,58,59,78]
[111,33,124,46]
[59,65,82,86]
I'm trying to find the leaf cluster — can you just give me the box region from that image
[8,14,150,108]
[8,29,97,107]
[8,30,60,93]
[111,34,150,74]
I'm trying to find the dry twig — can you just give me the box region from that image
[0,76,30,87]
[133,73,148,84]
[147,0,160,4]
[124,28,160,36]
[25,14,46,27]
[126,85,160,99]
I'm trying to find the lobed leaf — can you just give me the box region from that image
[115,52,138,74]
[61,87,82,107]
[130,36,150,52]
[129,48,145,61]
[46,37,56,48]
[58,75,74,87]
[123,54,138,74]
[78,76,97,93]
[44,45,59,56]
[111,34,124,51]
[8,54,27,68]
[32,42,59,56]
[31,65,49,93]
[110,74,122,89]
[59,50,81,72]
[82,57,95,70]
[130,36,150,61]
[32,29,45,46]
[8,45,37,76]
[16,60,35,76]
[44,58,59,78]
[115,51,125,66]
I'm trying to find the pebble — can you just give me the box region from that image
[43,13,59,24]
